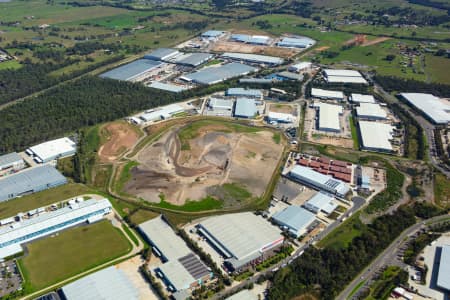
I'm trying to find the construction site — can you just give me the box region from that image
[122,120,284,206]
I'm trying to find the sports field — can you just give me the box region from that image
[19,220,131,291]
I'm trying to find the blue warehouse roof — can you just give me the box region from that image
[227,88,262,98]
[182,63,257,85]
[277,37,315,48]
[0,165,67,202]
[272,206,315,235]
[100,59,163,81]
[234,97,257,118]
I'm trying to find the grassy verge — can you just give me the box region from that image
[121,223,139,246]
[317,212,366,249]
[19,220,131,291]
[364,266,408,300]
[349,115,359,150]
[348,280,366,299]
[154,195,223,212]
[434,173,450,208]
[272,132,281,144]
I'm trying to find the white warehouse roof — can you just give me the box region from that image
[359,121,394,152]
[313,102,343,132]
[28,137,76,163]
[356,103,387,119]
[0,152,23,170]
[437,245,450,291]
[351,93,376,103]
[289,165,350,197]
[222,52,284,65]
[323,69,362,77]
[197,212,283,262]
[311,88,344,100]
[304,192,338,215]
[289,62,312,72]
[267,111,294,123]
[61,266,139,300]
[138,216,191,261]
[326,76,367,84]
[400,93,450,124]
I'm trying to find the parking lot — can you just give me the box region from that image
[0,260,22,298]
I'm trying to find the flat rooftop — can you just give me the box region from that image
[138,216,191,261]
[323,69,362,77]
[305,192,338,214]
[437,245,450,291]
[182,63,257,85]
[272,206,315,233]
[61,266,139,300]
[100,59,163,81]
[144,48,180,61]
[359,121,394,152]
[0,165,67,202]
[234,97,257,118]
[28,137,76,162]
[356,103,387,119]
[311,88,344,99]
[197,212,283,261]
[400,93,450,124]
[326,75,368,84]
[351,93,376,103]
[222,52,284,65]
[313,102,343,132]
[0,152,23,169]
[149,81,187,93]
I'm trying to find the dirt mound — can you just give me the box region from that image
[98,122,140,162]
[362,37,391,47]
[123,123,284,205]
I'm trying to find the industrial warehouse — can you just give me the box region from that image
[234,97,257,119]
[288,165,350,197]
[138,216,212,294]
[196,212,284,272]
[312,102,343,132]
[304,192,338,215]
[0,198,112,259]
[100,59,164,81]
[400,93,450,125]
[277,36,316,48]
[350,93,376,103]
[322,69,368,84]
[60,266,139,300]
[358,121,395,153]
[221,52,284,66]
[26,137,76,163]
[437,245,450,291]
[356,103,388,120]
[0,165,67,202]
[226,88,263,99]
[181,63,257,85]
[311,88,344,101]
[0,152,24,172]
[271,206,316,238]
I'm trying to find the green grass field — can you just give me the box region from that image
[434,173,450,208]
[317,212,366,249]
[155,195,223,212]
[0,183,93,219]
[19,220,131,291]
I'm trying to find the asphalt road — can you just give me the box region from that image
[337,214,450,300]
[212,196,366,300]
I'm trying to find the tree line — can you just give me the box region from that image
[0,76,181,154]
[268,206,417,299]
[375,75,450,97]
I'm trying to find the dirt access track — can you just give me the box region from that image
[124,120,284,205]
[98,121,140,162]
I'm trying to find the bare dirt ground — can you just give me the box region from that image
[269,103,297,115]
[362,37,391,47]
[343,34,367,46]
[98,122,140,162]
[310,135,354,148]
[211,42,299,58]
[314,46,330,52]
[124,123,283,205]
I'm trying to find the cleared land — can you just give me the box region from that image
[123,120,284,206]
[19,220,131,291]
[269,103,297,115]
[98,121,141,162]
